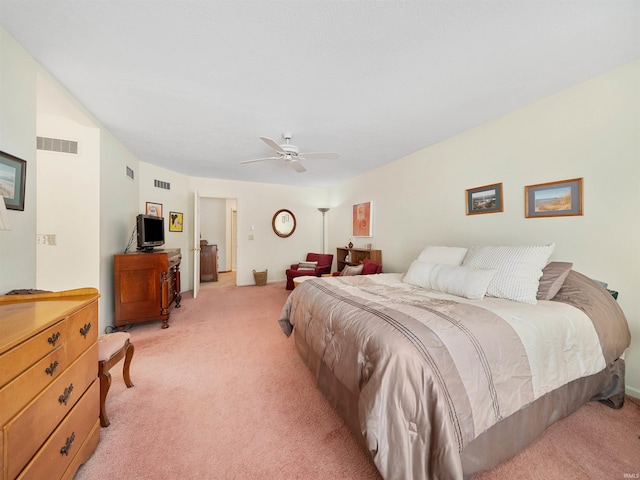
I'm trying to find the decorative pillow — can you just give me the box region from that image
[537,262,573,300]
[417,246,468,266]
[340,264,364,276]
[462,244,555,304]
[403,261,497,299]
[298,261,318,271]
[361,259,381,275]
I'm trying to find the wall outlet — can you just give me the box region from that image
[37,234,57,245]
[248,234,254,241]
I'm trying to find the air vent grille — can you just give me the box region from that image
[126,166,135,180]
[36,136,78,154]
[154,180,170,190]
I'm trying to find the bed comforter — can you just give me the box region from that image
[278,271,630,480]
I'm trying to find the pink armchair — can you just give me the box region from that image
[286,253,334,290]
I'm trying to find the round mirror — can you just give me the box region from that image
[272,209,296,238]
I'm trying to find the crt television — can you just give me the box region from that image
[136,214,165,251]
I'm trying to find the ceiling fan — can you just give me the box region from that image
[240,132,339,173]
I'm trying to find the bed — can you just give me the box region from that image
[278,245,630,480]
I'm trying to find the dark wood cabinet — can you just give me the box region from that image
[200,241,218,282]
[336,247,382,273]
[114,249,182,329]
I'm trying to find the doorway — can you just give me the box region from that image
[198,197,237,287]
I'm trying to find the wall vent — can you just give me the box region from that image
[36,136,78,154]
[154,179,170,190]
[126,166,135,180]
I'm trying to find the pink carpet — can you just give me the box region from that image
[74,281,639,479]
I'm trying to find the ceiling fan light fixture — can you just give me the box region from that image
[241,132,338,173]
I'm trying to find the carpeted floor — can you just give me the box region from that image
[75,281,640,479]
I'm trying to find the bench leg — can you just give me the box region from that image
[98,361,112,427]
[123,341,135,388]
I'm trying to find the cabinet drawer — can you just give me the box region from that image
[0,322,66,389]
[60,419,100,480]
[4,343,97,480]
[18,380,99,480]
[65,302,98,362]
[0,346,67,425]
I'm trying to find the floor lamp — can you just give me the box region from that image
[318,208,330,254]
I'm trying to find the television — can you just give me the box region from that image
[136,214,165,251]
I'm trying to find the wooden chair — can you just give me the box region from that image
[98,332,134,427]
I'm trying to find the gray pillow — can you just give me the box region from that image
[537,262,573,300]
[340,264,364,276]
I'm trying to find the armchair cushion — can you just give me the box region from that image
[361,259,383,275]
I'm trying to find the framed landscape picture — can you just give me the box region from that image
[466,182,503,215]
[0,150,26,211]
[352,201,372,237]
[525,178,583,218]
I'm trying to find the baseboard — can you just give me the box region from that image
[626,385,640,399]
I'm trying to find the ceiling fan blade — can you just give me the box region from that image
[259,136,284,153]
[299,152,340,160]
[239,156,281,165]
[289,160,307,173]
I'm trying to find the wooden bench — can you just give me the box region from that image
[98,332,134,427]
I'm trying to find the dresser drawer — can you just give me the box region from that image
[0,346,67,426]
[17,380,99,480]
[4,343,97,479]
[0,322,66,389]
[65,302,98,362]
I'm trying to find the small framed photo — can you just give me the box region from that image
[169,212,183,232]
[0,150,27,211]
[525,178,583,218]
[146,202,163,218]
[466,182,503,215]
[352,201,372,237]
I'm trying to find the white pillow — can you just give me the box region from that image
[462,244,555,304]
[298,261,318,270]
[417,246,468,266]
[403,261,496,299]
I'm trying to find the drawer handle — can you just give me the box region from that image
[48,331,61,346]
[60,432,76,456]
[45,360,59,376]
[79,322,92,338]
[58,383,74,405]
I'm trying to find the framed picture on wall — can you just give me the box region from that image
[0,150,27,211]
[169,212,183,232]
[146,202,162,218]
[525,178,583,218]
[466,182,503,215]
[352,201,372,237]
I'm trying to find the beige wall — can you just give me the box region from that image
[328,61,640,396]
[0,28,38,292]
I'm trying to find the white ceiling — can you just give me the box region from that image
[1,1,638,188]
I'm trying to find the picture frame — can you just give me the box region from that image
[0,150,27,211]
[145,202,163,218]
[525,178,583,218]
[466,182,503,215]
[169,211,183,232]
[352,201,372,237]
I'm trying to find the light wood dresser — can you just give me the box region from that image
[0,288,101,480]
